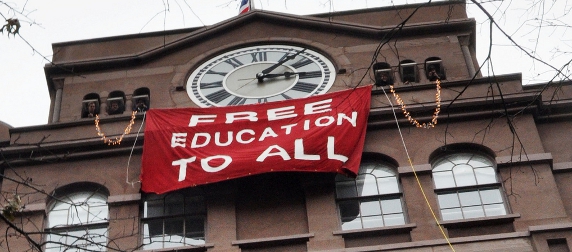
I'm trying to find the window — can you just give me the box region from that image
[425,57,446,81]
[141,188,206,249]
[432,152,507,221]
[107,91,125,115]
[373,62,394,86]
[45,189,109,252]
[399,60,418,83]
[132,88,150,112]
[81,93,100,118]
[336,161,406,230]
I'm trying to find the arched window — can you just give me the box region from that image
[373,62,394,86]
[107,91,125,115]
[336,160,406,230]
[45,185,109,251]
[141,187,206,249]
[425,57,446,81]
[81,93,100,118]
[432,152,507,221]
[132,88,150,112]
[399,59,418,83]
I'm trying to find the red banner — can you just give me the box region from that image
[141,85,372,194]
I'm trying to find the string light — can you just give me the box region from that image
[95,111,137,145]
[390,79,441,128]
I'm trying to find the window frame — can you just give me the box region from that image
[140,188,207,249]
[335,160,408,231]
[432,152,510,221]
[45,189,109,252]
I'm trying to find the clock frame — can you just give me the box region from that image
[186,44,336,107]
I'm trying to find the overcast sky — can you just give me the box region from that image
[1,0,570,127]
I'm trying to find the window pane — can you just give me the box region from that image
[449,154,472,165]
[165,194,185,215]
[336,180,357,198]
[433,159,454,172]
[441,208,463,221]
[69,204,89,225]
[484,203,507,216]
[453,164,477,187]
[433,171,455,189]
[377,176,400,194]
[185,217,206,241]
[339,200,360,220]
[359,174,379,196]
[165,218,184,237]
[438,193,460,209]
[462,206,485,219]
[469,155,492,168]
[185,196,205,215]
[48,209,69,227]
[360,200,382,216]
[474,167,497,185]
[144,219,164,238]
[458,190,481,207]
[362,215,384,228]
[381,198,403,215]
[480,188,504,204]
[341,218,362,230]
[384,213,406,226]
[145,199,164,218]
[89,205,108,223]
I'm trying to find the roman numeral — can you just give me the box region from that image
[258,98,268,103]
[281,93,292,100]
[224,58,244,68]
[299,71,322,79]
[206,90,232,103]
[250,52,268,62]
[200,81,223,89]
[228,96,246,106]
[206,70,228,76]
[290,58,313,69]
[291,82,318,93]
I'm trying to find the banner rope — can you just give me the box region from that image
[379,80,455,252]
[125,112,146,187]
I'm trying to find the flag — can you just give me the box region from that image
[239,0,251,15]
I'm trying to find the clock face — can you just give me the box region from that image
[187,45,336,107]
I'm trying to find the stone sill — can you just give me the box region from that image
[232,233,314,248]
[134,243,214,252]
[333,223,416,238]
[439,213,520,228]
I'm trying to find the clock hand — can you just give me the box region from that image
[260,71,308,79]
[256,48,307,82]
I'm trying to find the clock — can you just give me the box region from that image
[186,44,336,107]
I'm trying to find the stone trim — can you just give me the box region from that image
[529,222,572,233]
[333,223,417,237]
[439,213,520,229]
[232,233,314,248]
[134,243,214,252]
[108,193,141,206]
[496,153,552,168]
[553,162,572,173]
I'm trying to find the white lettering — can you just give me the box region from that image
[281,124,297,135]
[172,157,197,181]
[258,127,278,141]
[226,111,257,124]
[191,133,211,148]
[327,136,348,162]
[189,114,217,127]
[267,106,297,121]
[171,133,187,148]
[214,132,233,146]
[294,139,320,160]
[236,129,255,144]
[337,111,357,127]
[304,99,332,115]
[201,155,232,172]
[257,145,291,162]
[315,116,335,127]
